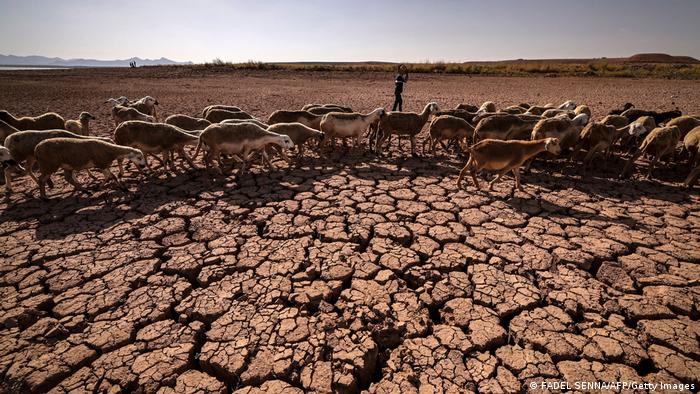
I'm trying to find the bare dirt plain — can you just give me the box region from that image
[1,68,699,393]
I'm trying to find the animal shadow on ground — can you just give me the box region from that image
[1,149,697,240]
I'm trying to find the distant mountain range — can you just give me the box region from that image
[0,54,192,67]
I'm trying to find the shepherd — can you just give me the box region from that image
[392,64,408,111]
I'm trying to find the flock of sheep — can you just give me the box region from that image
[1,95,699,200]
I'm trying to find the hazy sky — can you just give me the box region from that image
[1,0,699,63]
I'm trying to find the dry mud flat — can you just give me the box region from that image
[0,68,699,393]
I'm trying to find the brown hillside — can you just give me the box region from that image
[627,53,699,63]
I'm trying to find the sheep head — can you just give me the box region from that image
[276,135,295,149]
[544,138,562,155]
[80,112,96,121]
[127,150,146,169]
[558,100,577,110]
[572,113,589,126]
[628,123,646,136]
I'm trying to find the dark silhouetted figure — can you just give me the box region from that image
[392,65,408,111]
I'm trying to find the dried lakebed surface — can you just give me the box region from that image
[0,69,699,393]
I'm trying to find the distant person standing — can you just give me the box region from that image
[392,64,408,111]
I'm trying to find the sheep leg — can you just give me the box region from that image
[488,168,509,190]
[148,153,166,170]
[63,170,85,194]
[161,152,176,174]
[3,168,13,194]
[410,136,418,157]
[621,151,643,178]
[513,168,524,191]
[102,168,125,190]
[684,165,700,188]
[457,158,480,189]
[238,149,253,175]
[85,169,99,182]
[582,142,606,170]
[274,144,292,164]
[206,150,223,175]
[470,167,481,190]
[117,158,125,177]
[261,150,276,170]
[646,153,660,179]
[571,144,582,163]
[37,172,52,199]
[179,148,198,170]
[24,157,41,187]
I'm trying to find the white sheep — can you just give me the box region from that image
[196,122,294,175]
[319,108,386,151]
[111,105,155,127]
[0,119,20,145]
[33,138,146,199]
[113,121,200,174]
[0,110,65,130]
[3,130,112,194]
[268,110,323,130]
[164,114,212,131]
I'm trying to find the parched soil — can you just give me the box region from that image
[1,68,699,393]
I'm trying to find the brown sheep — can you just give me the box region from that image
[682,126,700,170]
[64,112,96,136]
[375,102,439,156]
[0,110,65,130]
[621,126,681,179]
[664,115,700,138]
[457,138,562,191]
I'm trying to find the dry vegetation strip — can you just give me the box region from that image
[190,59,700,79]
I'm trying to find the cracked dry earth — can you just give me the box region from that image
[1,69,700,393]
